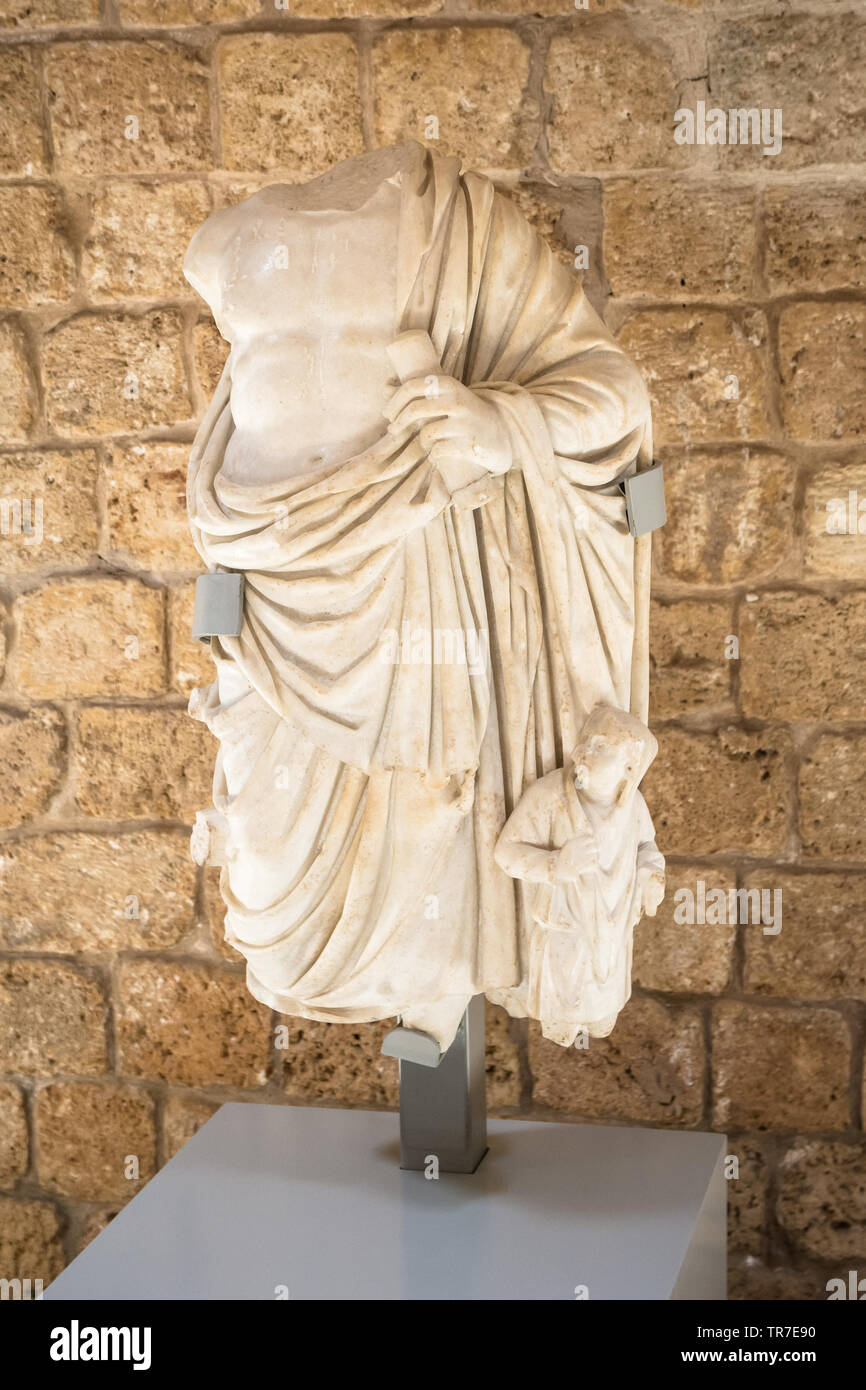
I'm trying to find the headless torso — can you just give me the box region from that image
[184,146,405,487]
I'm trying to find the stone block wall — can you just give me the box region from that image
[0,0,863,1300]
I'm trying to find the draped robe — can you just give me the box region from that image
[187,143,654,1049]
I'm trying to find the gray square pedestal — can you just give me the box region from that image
[45,1104,727,1301]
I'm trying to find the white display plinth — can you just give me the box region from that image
[45,1104,727,1301]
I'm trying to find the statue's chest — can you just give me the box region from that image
[223,211,400,344]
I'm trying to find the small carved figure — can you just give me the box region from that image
[493,705,665,1046]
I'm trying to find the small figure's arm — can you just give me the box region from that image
[495,836,560,885]
[494,775,598,885]
[636,838,665,917]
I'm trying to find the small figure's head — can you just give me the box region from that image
[570,705,658,808]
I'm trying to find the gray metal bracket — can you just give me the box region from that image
[192,572,244,643]
[381,1025,441,1068]
[388,995,488,1174]
[622,460,666,538]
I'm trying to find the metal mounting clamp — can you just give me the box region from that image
[192,572,244,643]
[622,460,666,538]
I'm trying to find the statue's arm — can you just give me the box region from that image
[481,191,651,467]
[637,839,665,872]
[384,371,513,495]
[524,290,651,463]
[636,796,665,882]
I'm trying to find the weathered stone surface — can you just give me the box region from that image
[1,0,97,23]
[73,1208,118,1257]
[485,1002,521,1110]
[0,46,44,176]
[804,461,866,579]
[728,1262,827,1302]
[0,1083,28,1185]
[0,830,196,952]
[530,997,704,1126]
[119,0,258,21]
[202,863,244,963]
[726,1139,767,1258]
[764,182,866,295]
[740,591,866,721]
[83,180,211,300]
[643,726,792,857]
[373,28,533,169]
[633,865,736,994]
[35,1082,156,1201]
[0,450,99,575]
[654,448,794,585]
[14,578,165,699]
[116,960,272,1087]
[46,41,211,175]
[0,185,75,307]
[710,15,865,169]
[800,735,866,862]
[712,1003,850,1131]
[105,442,201,572]
[74,707,213,822]
[780,303,866,441]
[618,309,770,445]
[291,0,441,13]
[44,310,190,436]
[282,1017,399,1107]
[0,708,66,829]
[168,584,214,696]
[0,960,107,1077]
[649,599,733,718]
[220,34,363,176]
[193,319,228,399]
[163,1093,219,1160]
[604,178,755,300]
[0,320,36,442]
[474,0,616,11]
[546,27,687,174]
[743,871,866,1003]
[777,1140,866,1262]
[0,1197,64,1285]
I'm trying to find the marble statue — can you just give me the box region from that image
[184,140,662,1059]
